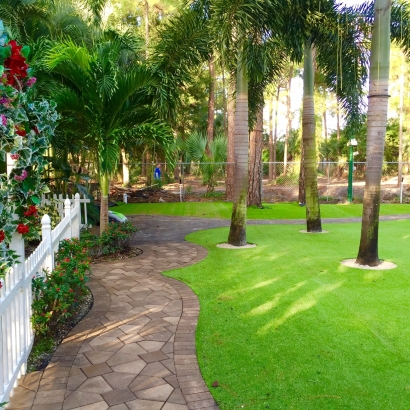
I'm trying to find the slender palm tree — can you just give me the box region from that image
[356,0,391,265]
[210,0,284,245]
[45,37,158,232]
[282,0,369,232]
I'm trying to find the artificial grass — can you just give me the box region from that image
[164,221,410,409]
[112,201,410,220]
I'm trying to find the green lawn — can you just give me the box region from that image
[112,201,410,220]
[164,221,410,409]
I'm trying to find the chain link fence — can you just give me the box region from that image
[105,161,410,204]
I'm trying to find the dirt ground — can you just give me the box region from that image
[107,174,410,204]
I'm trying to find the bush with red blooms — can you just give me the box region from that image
[0,21,58,277]
[31,238,90,336]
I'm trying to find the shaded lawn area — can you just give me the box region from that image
[164,221,410,410]
[112,202,410,220]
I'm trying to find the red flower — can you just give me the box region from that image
[3,40,29,86]
[69,289,73,293]
[0,230,4,243]
[64,258,70,263]
[24,205,38,217]
[56,287,60,292]
[15,126,26,137]
[16,223,29,234]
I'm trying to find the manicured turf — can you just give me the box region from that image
[112,201,410,220]
[164,221,410,409]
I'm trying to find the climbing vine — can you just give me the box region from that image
[0,21,58,275]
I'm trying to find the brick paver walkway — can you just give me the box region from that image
[7,240,219,410]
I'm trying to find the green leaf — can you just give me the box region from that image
[22,178,36,192]
[31,196,40,204]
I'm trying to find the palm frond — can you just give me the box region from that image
[184,131,207,161]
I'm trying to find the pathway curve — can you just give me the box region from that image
[7,213,410,410]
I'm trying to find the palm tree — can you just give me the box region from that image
[356,0,391,265]
[281,0,369,232]
[45,37,158,232]
[210,0,285,246]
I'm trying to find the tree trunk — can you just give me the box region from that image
[207,54,215,146]
[121,149,130,187]
[144,0,149,58]
[268,96,273,182]
[284,65,293,176]
[226,80,235,200]
[302,43,322,232]
[222,69,227,134]
[356,0,391,266]
[336,101,343,179]
[228,59,248,246]
[273,87,279,182]
[248,107,263,207]
[298,142,305,204]
[398,51,405,188]
[146,150,152,186]
[100,172,110,234]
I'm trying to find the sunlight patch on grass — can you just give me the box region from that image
[260,281,344,332]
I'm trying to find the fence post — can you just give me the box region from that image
[73,194,80,238]
[64,198,72,239]
[41,214,54,272]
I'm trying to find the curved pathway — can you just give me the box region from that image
[7,213,410,410]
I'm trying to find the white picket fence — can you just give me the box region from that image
[41,193,90,228]
[0,193,84,405]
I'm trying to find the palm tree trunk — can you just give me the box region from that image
[302,43,322,232]
[100,172,110,234]
[207,54,215,146]
[299,142,305,204]
[228,58,248,246]
[248,107,263,207]
[144,0,149,58]
[121,149,130,187]
[273,87,279,182]
[397,51,405,188]
[356,0,391,266]
[222,69,228,134]
[268,96,273,182]
[226,80,235,200]
[284,65,293,176]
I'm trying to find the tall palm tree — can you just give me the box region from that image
[356,0,391,265]
[45,37,158,232]
[210,0,283,246]
[281,0,369,232]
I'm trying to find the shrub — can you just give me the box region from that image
[80,221,137,258]
[99,221,137,255]
[31,238,90,336]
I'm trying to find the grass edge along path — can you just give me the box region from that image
[112,202,410,220]
[163,221,410,410]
